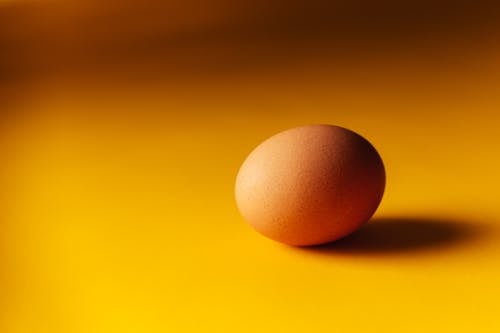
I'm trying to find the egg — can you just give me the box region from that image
[235,124,385,246]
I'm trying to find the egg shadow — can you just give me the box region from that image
[303,217,486,256]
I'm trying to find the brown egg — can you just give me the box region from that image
[235,124,385,246]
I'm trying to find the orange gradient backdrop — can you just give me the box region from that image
[1,1,500,332]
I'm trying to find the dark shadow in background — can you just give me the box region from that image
[304,217,486,255]
[1,0,500,78]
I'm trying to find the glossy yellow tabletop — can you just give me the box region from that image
[1,2,500,332]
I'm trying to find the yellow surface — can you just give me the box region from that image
[1,2,500,331]
[2,66,500,332]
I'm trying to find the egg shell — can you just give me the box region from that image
[235,124,385,246]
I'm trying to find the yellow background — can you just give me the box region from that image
[1,1,500,332]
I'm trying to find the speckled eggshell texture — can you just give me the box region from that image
[235,124,386,246]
